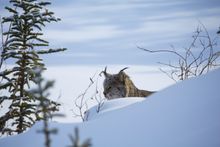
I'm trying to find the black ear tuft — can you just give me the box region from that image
[119,67,129,73]
[100,66,110,77]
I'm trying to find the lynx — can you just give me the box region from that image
[102,67,154,100]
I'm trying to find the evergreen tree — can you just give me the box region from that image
[68,128,92,147]
[31,67,59,147]
[0,0,66,135]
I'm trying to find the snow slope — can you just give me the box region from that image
[44,65,174,122]
[85,97,145,120]
[0,68,220,147]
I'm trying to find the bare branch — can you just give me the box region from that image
[73,71,106,121]
[139,23,220,81]
[137,46,185,61]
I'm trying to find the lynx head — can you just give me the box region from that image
[102,67,129,99]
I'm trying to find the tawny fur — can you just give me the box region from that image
[102,67,154,100]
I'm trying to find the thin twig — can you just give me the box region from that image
[137,46,185,61]
[138,23,220,81]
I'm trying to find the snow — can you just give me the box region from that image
[85,97,145,120]
[42,65,174,122]
[0,68,220,147]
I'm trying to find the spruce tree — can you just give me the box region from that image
[0,0,66,135]
[31,67,59,147]
[68,128,92,147]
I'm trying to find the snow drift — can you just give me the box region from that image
[0,68,220,147]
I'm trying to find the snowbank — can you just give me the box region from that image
[85,97,145,120]
[0,68,220,147]
[40,65,174,122]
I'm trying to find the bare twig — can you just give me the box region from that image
[73,71,106,121]
[93,73,105,113]
[73,72,97,121]
[138,24,220,81]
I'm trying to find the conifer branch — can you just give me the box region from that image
[0,0,66,135]
[37,48,67,54]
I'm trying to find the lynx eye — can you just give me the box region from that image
[107,86,111,90]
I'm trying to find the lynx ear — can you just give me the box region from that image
[100,66,110,77]
[119,67,129,73]
[118,71,126,83]
[118,67,129,83]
